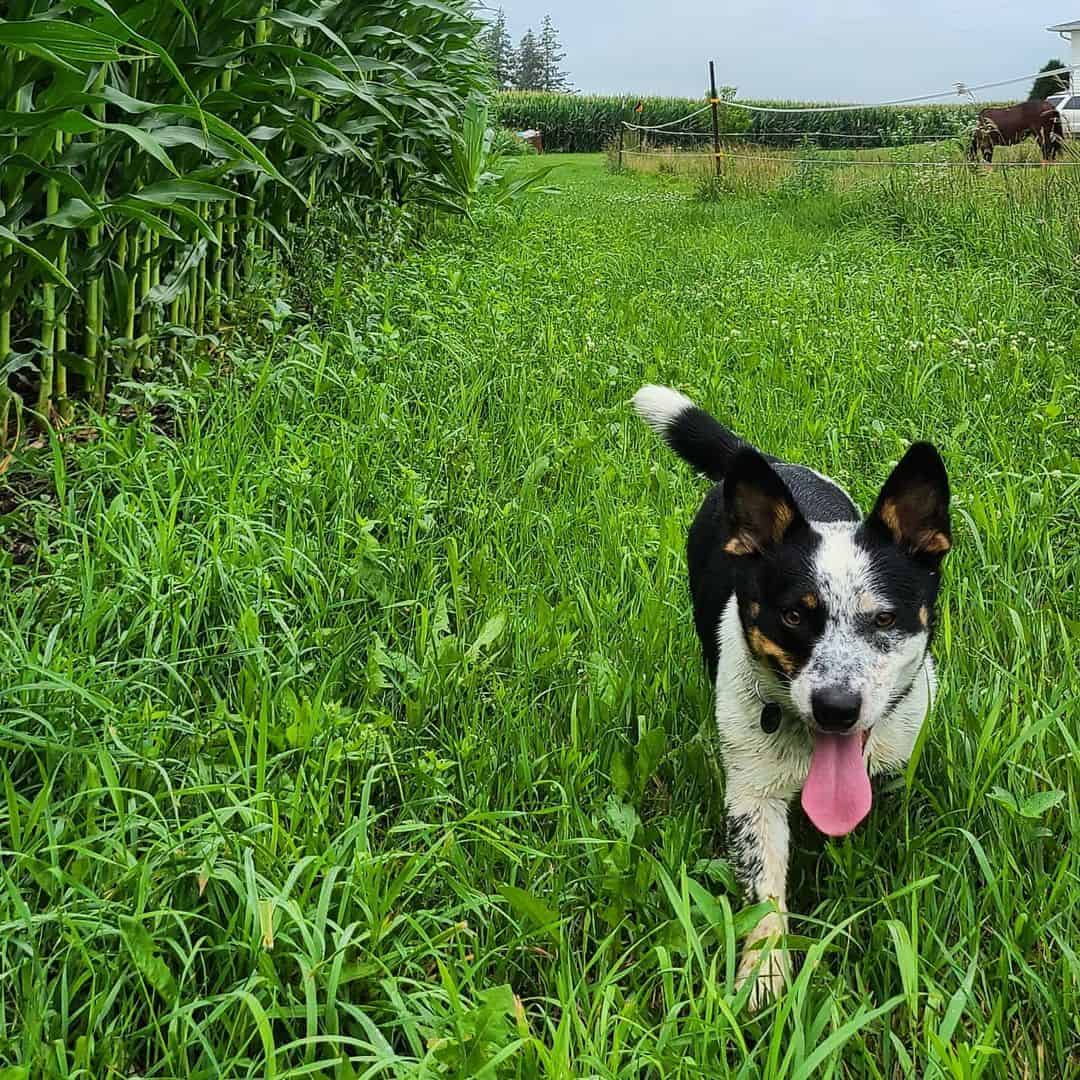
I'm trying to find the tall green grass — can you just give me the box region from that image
[1,155,1077,1075]
[0,0,486,432]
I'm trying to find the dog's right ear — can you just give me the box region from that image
[723,448,805,556]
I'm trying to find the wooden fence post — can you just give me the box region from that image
[709,60,723,177]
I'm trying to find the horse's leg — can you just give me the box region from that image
[1033,126,1055,167]
[1046,132,1062,166]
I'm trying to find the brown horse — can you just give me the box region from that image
[968,99,1065,165]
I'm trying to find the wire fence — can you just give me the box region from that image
[644,130,969,142]
[620,148,1080,169]
[617,62,1079,175]
[712,64,1077,113]
[621,103,714,131]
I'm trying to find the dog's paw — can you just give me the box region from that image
[735,916,789,1013]
[737,948,788,1013]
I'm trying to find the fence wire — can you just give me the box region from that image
[621,103,713,131]
[712,65,1077,114]
[621,148,1080,169]
[616,62,1078,172]
[628,129,970,144]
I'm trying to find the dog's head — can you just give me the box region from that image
[724,443,951,735]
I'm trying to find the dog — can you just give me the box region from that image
[632,385,951,1009]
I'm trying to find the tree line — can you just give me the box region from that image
[480,10,570,92]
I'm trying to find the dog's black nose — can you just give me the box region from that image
[811,688,861,732]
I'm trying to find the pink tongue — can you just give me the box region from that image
[801,733,872,837]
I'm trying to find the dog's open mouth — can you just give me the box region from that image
[801,730,872,838]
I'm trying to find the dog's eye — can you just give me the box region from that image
[781,609,802,628]
[874,612,897,629]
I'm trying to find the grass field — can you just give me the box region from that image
[2,154,1079,1077]
[618,133,1080,192]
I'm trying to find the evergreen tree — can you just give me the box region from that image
[1030,59,1070,100]
[513,29,544,91]
[479,8,515,90]
[538,14,570,92]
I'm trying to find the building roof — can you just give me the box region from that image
[1047,19,1080,31]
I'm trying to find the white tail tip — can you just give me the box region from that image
[632,384,695,434]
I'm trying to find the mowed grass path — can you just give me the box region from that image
[2,155,1077,1076]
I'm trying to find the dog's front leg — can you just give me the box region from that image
[728,788,791,1011]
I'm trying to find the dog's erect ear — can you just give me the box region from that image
[866,442,951,559]
[723,448,805,556]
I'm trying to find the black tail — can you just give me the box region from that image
[632,385,747,481]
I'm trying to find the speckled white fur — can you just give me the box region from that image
[789,522,932,736]
[715,591,934,802]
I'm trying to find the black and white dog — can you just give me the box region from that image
[632,385,951,1009]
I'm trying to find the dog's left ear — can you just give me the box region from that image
[866,443,951,559]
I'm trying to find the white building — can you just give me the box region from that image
[1047,19,1080,89]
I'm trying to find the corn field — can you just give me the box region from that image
[731,99,989,145]
[493,92,747,153]
[493,92,1002,153]
[0,0,486,436]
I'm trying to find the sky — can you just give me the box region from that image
[493,2,1078,102]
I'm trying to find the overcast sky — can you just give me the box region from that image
[493,2,1077,102]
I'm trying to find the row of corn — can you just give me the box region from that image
[0,0,485,435]
[492,92,992,153]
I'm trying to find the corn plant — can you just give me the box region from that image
[418,96,559,219]
[0,0,487,432]
[736,100,991,146]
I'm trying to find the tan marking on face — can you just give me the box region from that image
[801,593,818,610]
[749,601,761,619]
[747,627,798,676]
[857,592,877,614]
[919,605,929,627]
